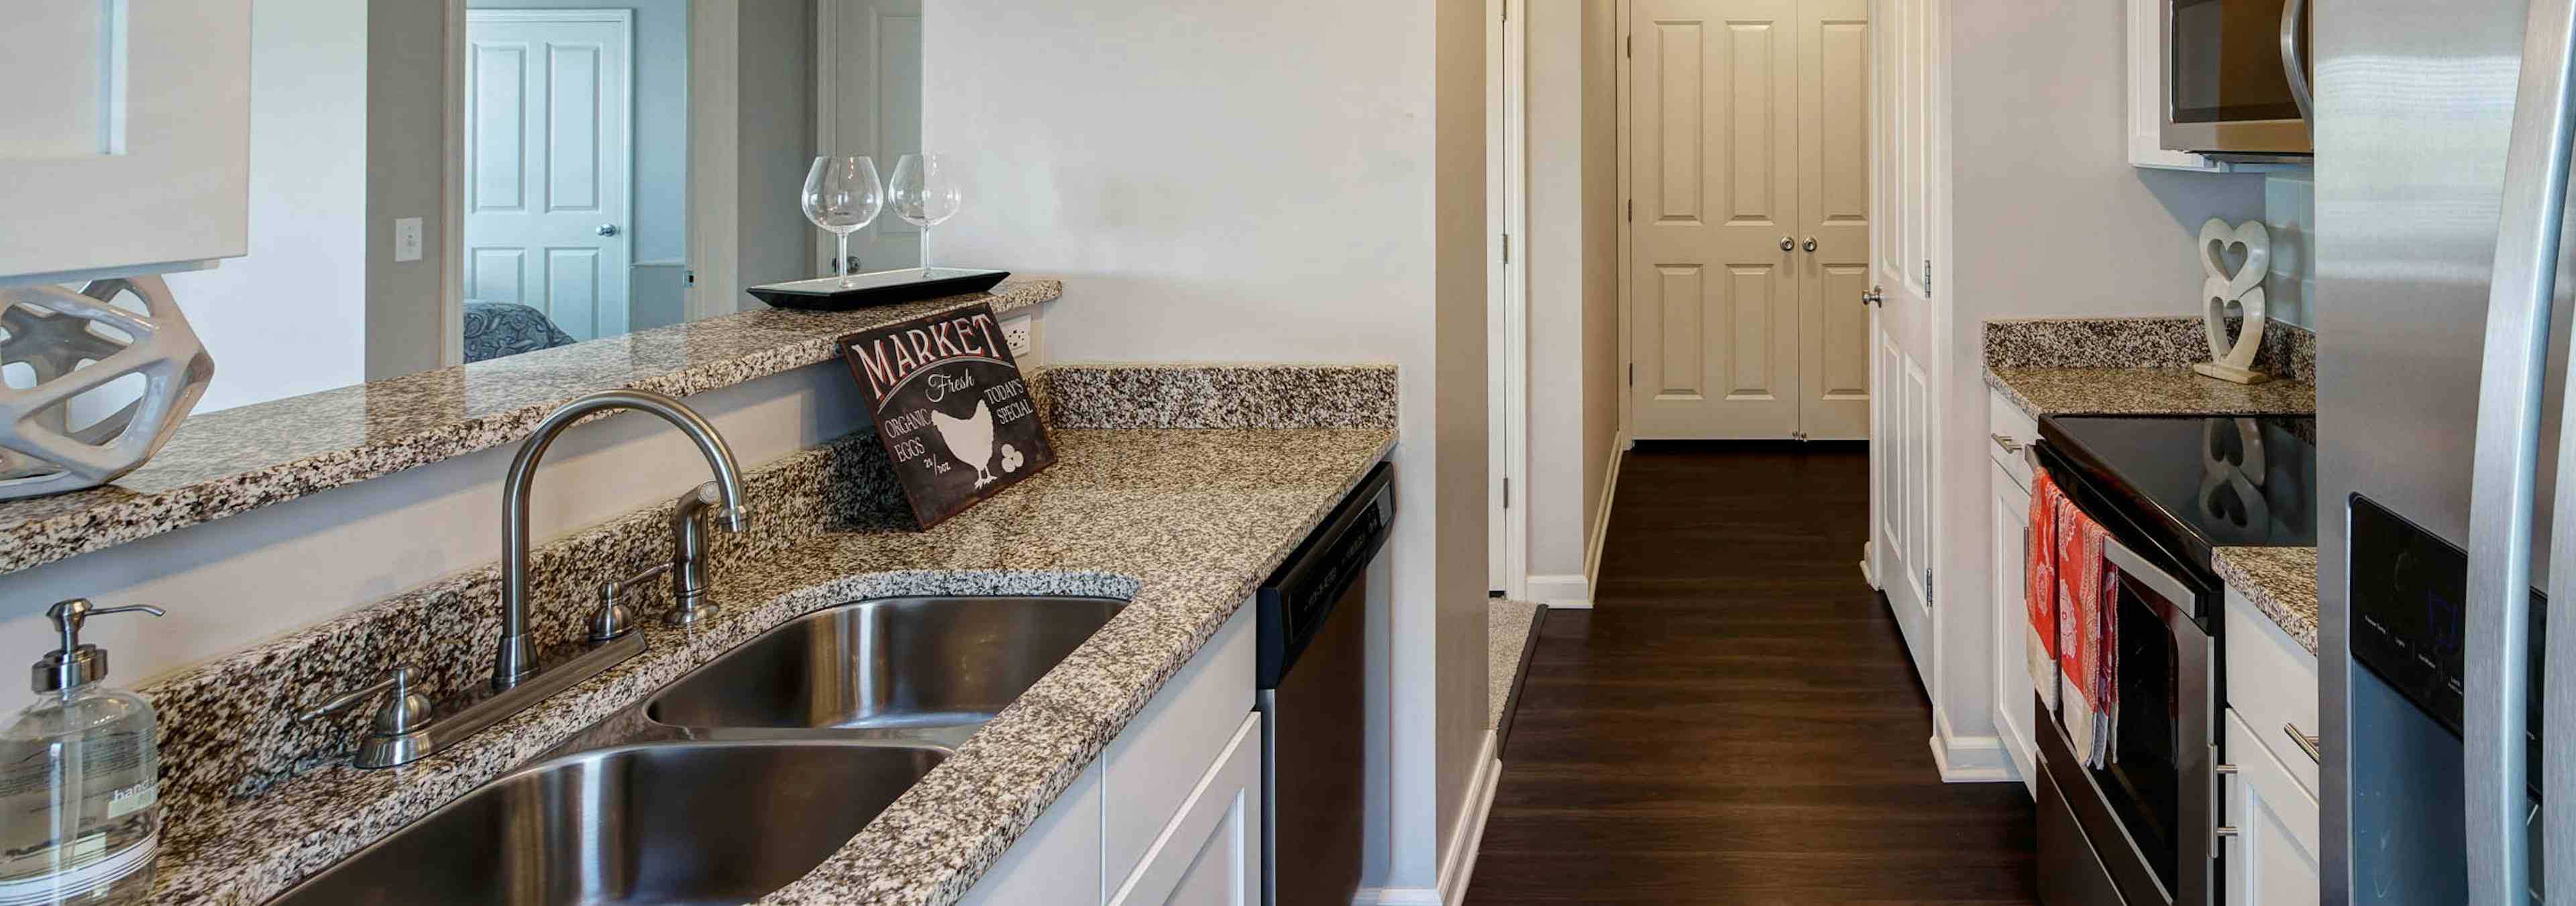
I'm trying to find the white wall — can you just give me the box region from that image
[1936,0,2265,761]
[0,363,872,715]
[923,0,1489,893]
[165,0,371,413]
[1523,0,1621,601]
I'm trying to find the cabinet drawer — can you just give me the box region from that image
[2224,588,2320,796]
[1108,711,1261,906]
[1987,388,2038,487]
[1105,603,1256,888]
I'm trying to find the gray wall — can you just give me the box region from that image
[1523,0,1622,590]
[734,0,817,300]
[364,0,452,381]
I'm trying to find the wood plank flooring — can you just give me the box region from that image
[1465,442,2039,905]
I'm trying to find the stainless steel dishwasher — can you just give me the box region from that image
[1256,460,1393,906]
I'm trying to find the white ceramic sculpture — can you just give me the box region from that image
[2191,217,2272,385]
[0,276,214,499]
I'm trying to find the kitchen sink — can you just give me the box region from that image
[267,740,944,905]
[647,595,1128,732]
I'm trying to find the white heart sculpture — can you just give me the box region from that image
[0,276,215,499]
[2192,218,2272,385]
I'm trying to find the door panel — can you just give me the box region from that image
[1799,0,1872,439]
[1868,0,1941,670]
[464,12,632,341]
[1630,0,1802,440]
[820,0,924,274]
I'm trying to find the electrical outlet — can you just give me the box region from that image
[392,217,423,263]
[1002,317,1034,357]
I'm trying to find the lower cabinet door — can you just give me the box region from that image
[1108,711,1263,906]
[2223,708,2320,905]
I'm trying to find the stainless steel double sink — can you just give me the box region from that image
[272,595,1126,905]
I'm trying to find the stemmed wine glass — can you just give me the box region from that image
[889,154,961,279]
[801,156,883,288]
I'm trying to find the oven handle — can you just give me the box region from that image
[2277,0,2312,125]
[2469,0,2576,900]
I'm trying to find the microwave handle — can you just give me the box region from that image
[2469,0,2576,901]
[2277,0,2312,123]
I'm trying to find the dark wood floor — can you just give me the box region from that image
[1465,442,2039,905]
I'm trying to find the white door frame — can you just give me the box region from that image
[447,6,672,352]
[1488,0,1530,601]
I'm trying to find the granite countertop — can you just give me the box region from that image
[0,279,1062,578]
[2212,546,2320,655]
[1984,366,2316,417]
[146,424,1393,905]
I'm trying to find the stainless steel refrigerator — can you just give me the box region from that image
[2322,1,2576,903]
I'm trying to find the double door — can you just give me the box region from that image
[1627,0,1872,440]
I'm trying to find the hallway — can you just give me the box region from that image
[1466,443,2039,905]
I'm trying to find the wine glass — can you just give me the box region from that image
[889,154,962,279]
[801,156,883,287]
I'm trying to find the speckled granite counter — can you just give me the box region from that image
[0,279,1062,578]
[1982,315,2317,417]
[134,364,1396,906]
[2212,546,2320,655]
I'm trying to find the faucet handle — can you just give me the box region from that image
[592,561,674,642]
[301,666,435,736]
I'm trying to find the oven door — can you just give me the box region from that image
[2161,0,2312,156]
[2036,535,2220,906]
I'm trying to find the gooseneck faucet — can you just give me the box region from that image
[495,389,747,690]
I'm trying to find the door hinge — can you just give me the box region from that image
[1501,233,1510,264]
[1626,35,1633,57]
[1924,569,1935,606]
[1923,258,1934,296]
[1501,0,1508,23]
[1627,362,1635,385]
[1503,477,1511,509]
[1626,199,1633,221]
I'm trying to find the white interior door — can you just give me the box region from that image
[1867,0,1943,660]
[1628,0,1803,440]
[464,9,633,341]
[818,0,923,275]
[1796,0,1872,440]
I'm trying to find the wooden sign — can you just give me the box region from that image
[837,303,1055,528]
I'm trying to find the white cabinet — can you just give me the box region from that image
[1988,456,2035,795]
[2224,587,2321,795]
[1108,713,1260,906]
[961,604,1260,906]
[2123,0,2233,172]
[0,0,252,283]
[2223,708,2320,905]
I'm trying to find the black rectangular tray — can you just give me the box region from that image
[746,267,1010,311]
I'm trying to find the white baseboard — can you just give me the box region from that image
[1927,707,2015,783]
[1582,430,1629,593]
[1356,732,1503,906]
[1525,574,1592,609]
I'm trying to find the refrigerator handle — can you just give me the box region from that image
[2471,1,2576,901]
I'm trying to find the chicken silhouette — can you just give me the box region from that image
[930,399,1000,487]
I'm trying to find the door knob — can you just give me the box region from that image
[596,224,620,237]
[1804,237,1818,252]
[1861,285,1886,307]
[1779,236,1794,252]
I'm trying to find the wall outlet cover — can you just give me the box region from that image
[1001,317,1034,357]
[392,217,424,263]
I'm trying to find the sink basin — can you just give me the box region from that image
[268,741,943,905]
[647,596,1127,731]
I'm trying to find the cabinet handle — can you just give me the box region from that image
[2284,723,2321,763]
[1991,433,2024,454]
[2215,825,2241,840]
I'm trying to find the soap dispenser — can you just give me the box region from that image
[0,599,167,904]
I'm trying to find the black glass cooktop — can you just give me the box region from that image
[2037,415,2318,587]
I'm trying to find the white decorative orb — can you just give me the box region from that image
[0,276,215,499]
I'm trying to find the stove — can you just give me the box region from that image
[2037,414,2318,593]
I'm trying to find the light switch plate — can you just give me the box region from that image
[393,217,423,263]
[1001,316,1034,357]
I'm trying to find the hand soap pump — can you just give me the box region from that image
[0,599,168,904]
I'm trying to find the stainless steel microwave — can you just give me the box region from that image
[2161,0,2312,158]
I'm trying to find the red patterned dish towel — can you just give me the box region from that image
[2025,471,2061,713]
[2054,491,2119,769]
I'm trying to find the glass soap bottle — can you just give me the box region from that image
[0,599,168,905]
